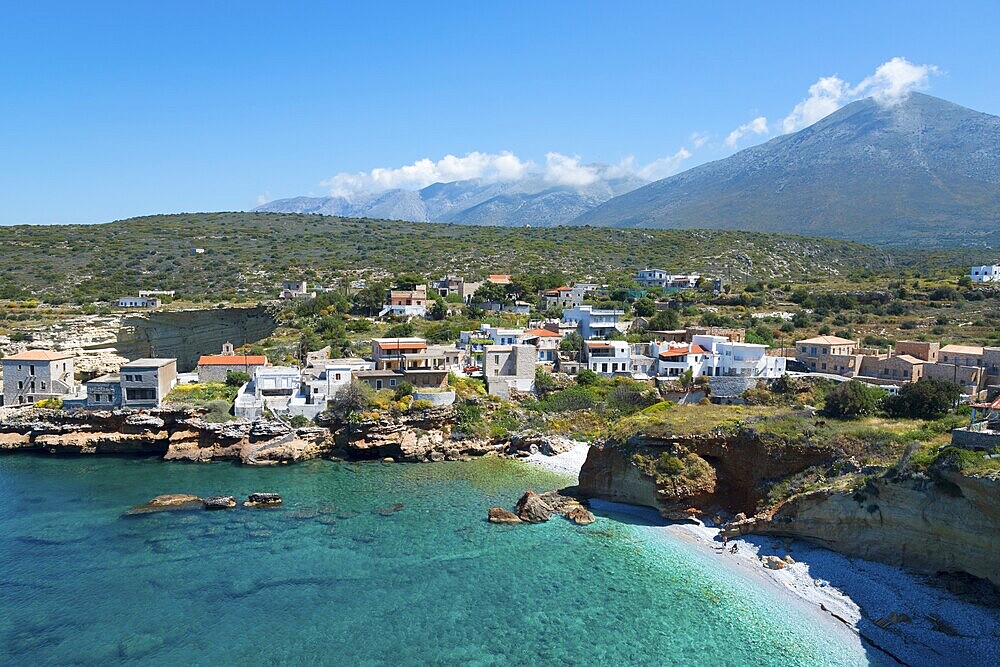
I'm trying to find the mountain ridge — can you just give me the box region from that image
[571,93,1000,247]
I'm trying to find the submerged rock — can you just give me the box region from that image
[202,495,237,510]
[126,494,202,515]
[564,505,596,525]
[375,503,405,516]
[488,507,523,524]
[243,493,282,508]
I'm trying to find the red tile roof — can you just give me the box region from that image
[376,342,427,351]
[198,355,268,366]
[658,344,708,359]
[523,328,562,338]
[3,350,74,361]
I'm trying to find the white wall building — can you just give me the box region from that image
[118,296,161,308]
[970,265,1000,282]
[636,269,700,289]
[655,335,785,379]
[562,305,624,340]
[584,340,632,376]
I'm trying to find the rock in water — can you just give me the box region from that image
[202,495,237,510]
[515,490,555,523]
[564,505,596,525]
[243,493,282,508]
[488,507,523,524]
[126,494,202,515]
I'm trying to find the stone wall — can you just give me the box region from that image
[951,427,1000,451]
[412,389,456,406]
[708,376,757,397]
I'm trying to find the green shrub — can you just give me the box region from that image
[822,381,885,419]
[225,370,251,387]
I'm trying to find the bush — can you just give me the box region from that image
[225,370,251,387]
[536,386,600,412]
[289,414,311,428]
[576,369,601,386]
[884,379,961,420]
[822,381,885,419]
[203,399,233,423]
[393,381,414,400]
[534,366,556,393]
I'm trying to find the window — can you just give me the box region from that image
[389,379,397,387]
[29,365,35,375]
[493,355,500,365]
[134,374,143,382]
[124,374,132,382]
[40,381,46,390]
[335,373,341,381]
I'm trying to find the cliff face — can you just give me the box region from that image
[117,306,277,372]
[578,434,1000,587]
[578,433,838,518]
[751,473,1000,587]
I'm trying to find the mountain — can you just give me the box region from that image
[254,174,647,227]
[572,94,1000,247]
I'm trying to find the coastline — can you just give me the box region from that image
[522,444,1000,667]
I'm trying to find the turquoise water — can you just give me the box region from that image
[0,455,870,665]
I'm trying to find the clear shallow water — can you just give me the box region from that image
[0,455,870,666]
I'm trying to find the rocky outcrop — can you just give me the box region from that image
[330,408,500,462]
[578,433,838,518]
[243,493,282,507]
[501,432,579,457]
[741,473,1000,587]
[202,496,237,510]
[125,494,202,515]
[488,507,523,524]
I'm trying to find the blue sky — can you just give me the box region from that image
[2,1,998,225]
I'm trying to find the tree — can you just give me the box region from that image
[225,370,251,387]
[822,381,885,419]
[353,281,388,316]
[647,308,680,331]
[429,299,447,320]
[386,322,414,338]
[633,297,656,317]
[328,381,375,421]
[560,332,583,352]
[884,379,961,419]
[576,369,600,386]
[534,366,556,393]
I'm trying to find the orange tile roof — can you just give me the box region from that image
[198,355,268,366]
[487,274,511,284]
[377,342,427,351]
[586,342,611,349]
[523,328,562,338]
[4,349,74,361]
[658,344,708,359]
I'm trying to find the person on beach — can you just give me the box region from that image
[730,544,739,554]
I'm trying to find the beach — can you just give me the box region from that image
[524,444,1000,667]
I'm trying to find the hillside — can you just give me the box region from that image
[573,94,1000,247]
[0,213,896,302]
[255,175,646,227]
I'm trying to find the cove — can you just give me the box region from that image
[0,455,871,665]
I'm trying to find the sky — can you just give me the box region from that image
[2,1,999,225]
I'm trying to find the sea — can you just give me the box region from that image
[0,455,872,665]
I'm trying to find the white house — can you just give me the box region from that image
[118,296,161,308]
[636,269,700,290]
[655,335,785,379]
[584,340,632,376]
[970,265,1000,282]
[234,366,301,419]
[562,305,624,340]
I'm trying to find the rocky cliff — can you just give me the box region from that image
[729,472,1000,587]
[577,434,1000,587]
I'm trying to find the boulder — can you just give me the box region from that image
[761,555,786,570]
[783,555,796,565]
[488,507,523,524]
[564,505,596,525]
[515,490,556,523]
[243,492,282,508]
[202,495,237,510]
[126,493,202,515]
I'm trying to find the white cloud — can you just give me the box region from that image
[543,152,601,187]
[690,132,710,149]
[322,151,532,197]
[636,148,693,180]
[256,192,271,206]
[320,147,696,196]
[782,57,938,133]
[724,116,769,147]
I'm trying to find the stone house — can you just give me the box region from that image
[196,343,268,383]
[939,345,984,368]
[381,286,428,317]
[1,350,76,406]
[83,374,123,409]
[120,358,178,409]
[484,344,535,398]
[894,341,940,363]
[795,336,858,372]
[859,354,925,383]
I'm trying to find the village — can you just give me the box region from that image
[3,264,1000,450]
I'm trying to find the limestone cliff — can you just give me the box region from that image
[578,434,1000,587]
[744,472,1000,587]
